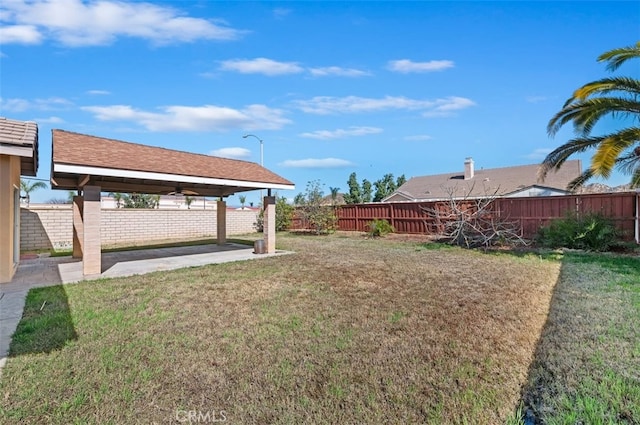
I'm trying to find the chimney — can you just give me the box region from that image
[464,157,474,180]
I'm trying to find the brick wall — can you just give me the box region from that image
[20,206,260,251]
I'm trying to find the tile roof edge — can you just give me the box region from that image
[52,129,264,166]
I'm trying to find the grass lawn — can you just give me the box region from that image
[1,232,638,424]
[519,252,640,424]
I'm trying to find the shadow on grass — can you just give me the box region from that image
[514,252,640,424]
[9,285,77,356]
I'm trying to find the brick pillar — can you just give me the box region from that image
[217,200,226,245]
[263,196,276,253]
[82,185,101,276]
[72,195,83,259]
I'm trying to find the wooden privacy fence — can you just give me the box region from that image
[291,192,640,242]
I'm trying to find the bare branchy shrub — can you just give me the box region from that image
[421,185,528,249]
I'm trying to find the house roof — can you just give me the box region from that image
[320,193,346,206]
[51,129,295,197]
[385,159,582,201]
[0,117,38,176]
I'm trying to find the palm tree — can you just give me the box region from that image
[239,195,247,209]
[110,192,123,208]
[329,187,340,205]
[20,179,48,207]
[539,42,640,190]
[184,195,194,209]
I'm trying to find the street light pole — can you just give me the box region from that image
[242,134,264,202]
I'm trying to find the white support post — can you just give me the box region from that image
[72,195,83,259]
[217,199,227,245]
[264,196,276,253]
[82,185,101,276]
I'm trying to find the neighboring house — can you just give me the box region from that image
[383,157,582,202]
[0,117,38,283]
[320,193,346,206]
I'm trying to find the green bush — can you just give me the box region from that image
[366,219,394,238]
[536,212,620,251]
[295,180,338,235]
[255,196,294,232]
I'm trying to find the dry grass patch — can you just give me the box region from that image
[1,233,560,424]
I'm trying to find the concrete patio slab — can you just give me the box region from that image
[0,243,292,376]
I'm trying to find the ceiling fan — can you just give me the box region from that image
[167,187,200,197]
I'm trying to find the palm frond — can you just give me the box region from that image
[591,137,634,179]
[630,165,640,188]
[567,168,596,192]
[598,41,640,72]
[20,179,48,192]
[572,77,640,101]
[538,135,607,181]
[547,97,640,137]
[614,143,640,176]
[546,43,640,190]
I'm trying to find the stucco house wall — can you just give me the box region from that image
[0,155,21,282]
[1,117,38,283]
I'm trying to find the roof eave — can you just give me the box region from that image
[51,163,295,194]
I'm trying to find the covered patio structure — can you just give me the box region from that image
[50,130,294,278]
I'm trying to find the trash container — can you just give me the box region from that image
[254,239,266,254]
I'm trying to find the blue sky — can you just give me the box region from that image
[1,1,638,205]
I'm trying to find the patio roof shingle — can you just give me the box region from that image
[51,130,294,196]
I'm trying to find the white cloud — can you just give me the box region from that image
[219,58,303,76]
[525,148,553,160]
[309,66,371,77]
[279,158,354,168]
[0,24,41,44]
[0,96,72,112]
[0,97,30,112]
[404,134,433,141]
[525,95,549,103]
[34,116,64,124]
[422,97,477,117]
[273,8,291,19]
[294,96,430,114]
[82,103,291,132]
[294,95,475,116]
[299,126,383,140]
[210,147,251,160]
[387,59,454,73]
[0,0,243,46]
[34,97,73,109]
[86,89,110,95]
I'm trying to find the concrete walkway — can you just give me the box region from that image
[0,243,291,375]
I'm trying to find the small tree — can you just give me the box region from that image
[421,185,527,249]
[184,195,194,209]
[123,193,159,209]
[239,195,247,209]
[329,186,340,205]
[296,180,338,235]
[373,173,406,202]
[20,179,48,207]
[293,193,306,206]
[362,179,373,203]
[255,195,294,232]
[111,192,124,208]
